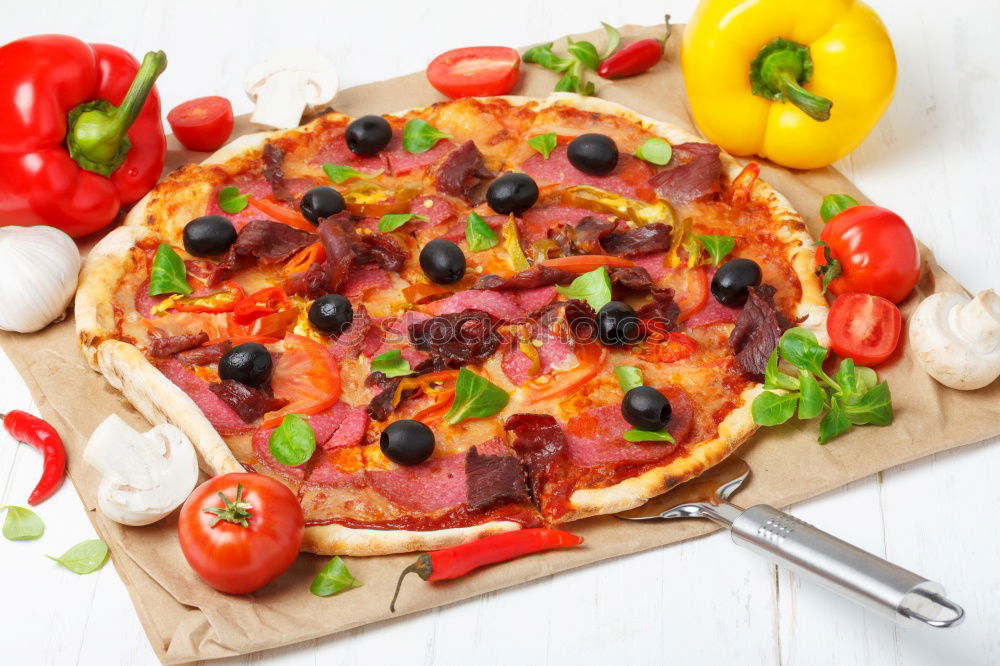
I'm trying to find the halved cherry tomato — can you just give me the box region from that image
[522,343,608,404]
[263,334,341,427]
[178,473,303,595]
[826,293,901,367]
[249,197,316,232]
[233,287,290,325]
[816,206,920,304]
[426,46,520,99]
[167,96,234,152]
[664,266,709,321]
[539,254,636,273]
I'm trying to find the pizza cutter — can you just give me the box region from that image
[616,457,965,628]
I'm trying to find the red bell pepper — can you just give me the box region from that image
[233,287,291,325]
[0,35,168,237]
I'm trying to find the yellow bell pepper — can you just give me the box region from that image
[681,0,896,169]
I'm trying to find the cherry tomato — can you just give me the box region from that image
[263,334,341,427]
[167,96,234,152]
[816,206,920,304]
[666,266,709,321]
[178,473,303,594]
[426,46,520,98]
[827,293,902,367]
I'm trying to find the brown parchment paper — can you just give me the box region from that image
[2,24,998,664]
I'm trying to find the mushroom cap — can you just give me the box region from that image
[909,290,1000,390]
[243,48,339,105]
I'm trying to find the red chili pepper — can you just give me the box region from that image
[390,528,583,612]
[2,410,67,505]
[233,287,291,325]
[171,281,245,314]
[598,17,672,79]
[0,35,167,237]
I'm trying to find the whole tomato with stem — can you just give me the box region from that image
[815,206,920,304]
[178,473,303,594]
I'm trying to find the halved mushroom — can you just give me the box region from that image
[243,48,338,129]
[909,289,1000,390]
[83,415,199,526]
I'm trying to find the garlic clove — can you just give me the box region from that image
[83,414,199,526]
[0,226,81,333]
[909,289,1000,390]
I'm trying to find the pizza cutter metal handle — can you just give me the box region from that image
[725,504,965,628]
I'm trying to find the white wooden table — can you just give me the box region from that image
[2,1,998,664]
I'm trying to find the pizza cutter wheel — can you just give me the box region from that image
[616,457,965,628]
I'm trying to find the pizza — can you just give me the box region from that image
[76,93,827,556]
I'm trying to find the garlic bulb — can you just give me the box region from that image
[0,226,81,333]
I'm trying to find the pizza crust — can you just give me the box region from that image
[76,93,827,555]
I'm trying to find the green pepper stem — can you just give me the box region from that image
[749,38,833,122]
[774,71,832,122]
[66,50,167,177]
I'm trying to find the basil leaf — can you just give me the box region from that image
[378,213,428,233]
[797,371,825,420]
[614,366,644,393]
[555,266,612,311]
[844,381,893,426]
[402,119,451,154]
[696,235,736,266]
[310,556,362,597]
[444,368,509,425]
[855,366,878,393]
[818,402,852,444]
[764,350,799,391]
[268,414,316,467]
[578,79,596,96]
[752,390,799,426]
[528,133,558,159]
[149,244,192,297]
[567,40,600,71]
[48,539,108,574]
[634,138,673,166]
[623,429,675,443]
[834,358,861,397]
[465,212,499,252]
[370,350,412,378]
[820,194,860,223]
[778,328,828,377]
[601,22,621,59]
[1,506,44,541]
[323,164,381,184]
[554,73,579,92]
[218,186,249,214]
[523,43,574,72]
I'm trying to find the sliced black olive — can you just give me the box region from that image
[486,172,539,215]
[711,258,762,307]
[380,420,435,466]
[597,301,642,348]
[300,187,345,224]
[419,239,466,285]
[622,386,672,431]
[345,114,393,157]
[182,215,237,257]
[218,342,273,387]
[308,294,354,336]
[567,133,619,176]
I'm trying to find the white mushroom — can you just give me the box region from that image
[83,415,199,526]
[909,289,1000,390]
[243,49,338,129]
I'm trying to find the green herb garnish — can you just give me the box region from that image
[370,350,413,378]
[634,138,673,166]
[1,506,44,541]
[623,429,675,443]
[378,213,428,233]
[696,235,736,266]
[402,119,451,154]
[323,164,382,184]
[48,539,109,574]
[444,368,509,425]
[555,266,612,311]
[600,22,621,59]
[465,212,499,252]
[268,414,316,467]
[614,366,644,393]
[528,133,558,159]
[310,556,362,597]
[217,186,249,214]
[149,244,192,297]
[819,194,860,223]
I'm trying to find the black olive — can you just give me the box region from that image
[308,294,354,336]
[345,114,393,157]
[419,239,466,284]
[597,301,642,348]
[218,342,273,387]
[567,133,619,176]
[380,420,435,466]
[300,187,345,224]
[486,173,539,215]
[711,258,763,307]
[182,216,237,257]
[622,387,672,431]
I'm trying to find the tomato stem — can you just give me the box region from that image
[203,483,253,528]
